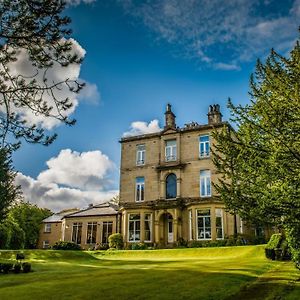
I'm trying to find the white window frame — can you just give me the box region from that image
[135,177,145,202]
[196,209,212,241]
[215,208,224,240]
[86,222,97,244]
[165,140,177,162]
[136,144,145,166]
[44,223,51,233]
[102,221,113,244]
[128,214,141,242]
[43,240,50,249]
[72,222,82,244]
[199,135,210,158]
[144,213,152,242]
[200,170,211,197]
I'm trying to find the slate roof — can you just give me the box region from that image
[64,202,119,218]
[42,208,79,223]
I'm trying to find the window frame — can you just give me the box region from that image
[43,240,50,249]
[165,139,177,162]
[199,135,210,158]
[72,222,83,244]
[196,209,212,241]
[86,222,97,244]
[215,208,224,240]
[44,223,51,233]
[144,213,152,242]
[102,221,113,244]
[136,144,146,166]
[128,214,141,242]
[200,170,211,197]
[166,173,177,199]
[135,177,145,202]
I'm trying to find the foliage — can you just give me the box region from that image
[0,0,85,149]
[265,234,282,250]
[212,33,300,267]
[0,148,20,220]
[8,201,52,248]
[130,242,148,250]
[22,262,31,273]
[108,233,123,250]
[0,262,13,273]
[51,241,81,250]
[2,217,25,249]
[13,263,21,273]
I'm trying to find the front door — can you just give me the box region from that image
[167,217,173,243]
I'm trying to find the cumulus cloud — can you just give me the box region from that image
[118,0,300,69]
[123,119,162,137]
[1,38,100,130]
[15,149,118,212]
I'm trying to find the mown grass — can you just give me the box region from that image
[0,245,299,300]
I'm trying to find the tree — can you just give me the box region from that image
[0,0,84,150]
[213,34,300,266]
[8,201,52,248]
[0,147,20,220]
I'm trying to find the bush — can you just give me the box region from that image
[265,233,283,260]
[1,263,13,274]
[52,241,81,250]
[176,238,188,248]
[108,233,123,250]
[22,262,31,273]
[14,263,22,274]
[131,242,147,250]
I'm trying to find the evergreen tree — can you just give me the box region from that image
[0,147,20,220]
[0,0,84,149]
[213,33,300,267]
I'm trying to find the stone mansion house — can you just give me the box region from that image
[39,104,249,249]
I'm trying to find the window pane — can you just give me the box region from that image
[166,173,177,199]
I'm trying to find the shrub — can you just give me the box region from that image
[2,263,13,274]
[14,263,22,274]
[131,243,147,250]
[22,262,31,273]
[108,233,124,250]
[176,238,188,248]
[16,253,25,261]
[52,241,81,250]
[265,233,282,260]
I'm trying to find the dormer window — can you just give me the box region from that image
[136,144,145,166]
[165,140,177,162]
[199,135,210,158]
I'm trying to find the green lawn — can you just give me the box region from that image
[0,245,299,300]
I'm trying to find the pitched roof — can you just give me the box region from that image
[42,208,80,223]
[64,202,119,218]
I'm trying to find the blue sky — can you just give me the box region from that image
[12,0,300,211]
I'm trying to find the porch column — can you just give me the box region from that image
[154,211,160,244]
[123,211,128,242]
[173,209,178,242]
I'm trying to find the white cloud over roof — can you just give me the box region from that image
[15,149,118,212]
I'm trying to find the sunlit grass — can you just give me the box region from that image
[0,245,299,300]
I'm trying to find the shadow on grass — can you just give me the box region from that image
[0,266,299,300]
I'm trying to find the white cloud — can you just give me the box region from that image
[0,38,100,130]
[118,0,299,69]
[123,119,162,137]
[15,149,118,212]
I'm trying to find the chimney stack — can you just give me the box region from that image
[164,103,176,129]
[208,104,222,125]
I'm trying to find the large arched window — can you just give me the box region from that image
[166,173,177,199]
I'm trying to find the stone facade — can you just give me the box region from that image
[38,204,119,250]
[119,104,243,246]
